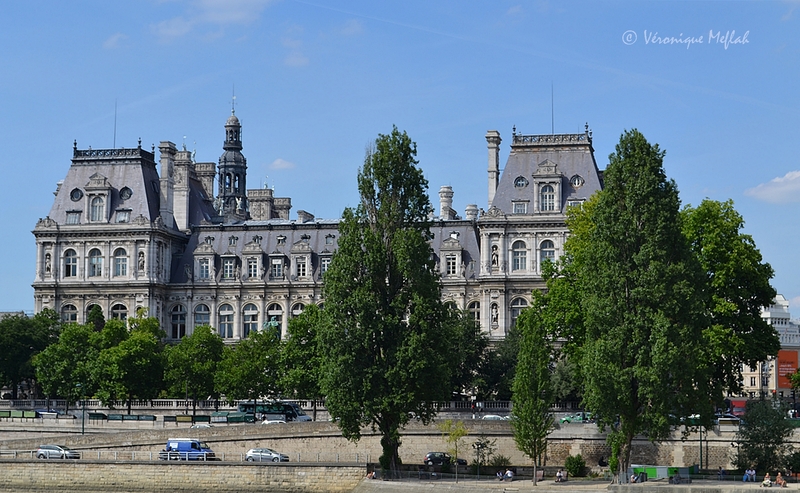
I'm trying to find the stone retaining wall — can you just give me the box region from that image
[0,460,365,492]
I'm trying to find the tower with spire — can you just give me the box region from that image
[214,103,249,223]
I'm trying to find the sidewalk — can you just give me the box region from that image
[352,477,794,493]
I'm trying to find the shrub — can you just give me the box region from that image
[488,454,512,467]
[565,454,586,477]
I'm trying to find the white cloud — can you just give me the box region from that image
[744,171,800,203]
[281,34,308,67]
[788,296,800,310]
[338,19,363,36]
[103,33,128,49]
[153,0,273,41]
[270,158,295,170]
[506,5,524,16]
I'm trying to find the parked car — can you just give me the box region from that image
[423,452,467,466]
[190,423,212,429]
[36,444,80,459]
[261,418,287,425]
[481,414,505,420]
[245,447,289,462]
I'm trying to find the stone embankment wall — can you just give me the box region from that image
[0,420,784,470]
[0,460,364,493]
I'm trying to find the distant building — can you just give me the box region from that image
[32,113,604,342]
[739,294,800,400]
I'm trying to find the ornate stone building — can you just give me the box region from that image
[32,113,604,342]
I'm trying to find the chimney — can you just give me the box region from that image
[486,130,501,207]
[297,210,315,223]
[439,186,454,220]
[158,141,177,228]
[465,204,479,220]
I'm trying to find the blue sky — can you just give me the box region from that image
[2,0,799,311]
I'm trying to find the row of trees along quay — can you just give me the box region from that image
[0,126,784,481]
[511,129,779,484]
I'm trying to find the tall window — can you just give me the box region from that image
[247,258,259,278]
[296,257,307,278]
[266,303,283,338]
[270,259,283,280]
[111,304,127,320]
[218,304,234,338]
[194,304,210,328]
[512,241,527,271]
[291,303,305,318]
[113,248,127,277]
[171,305,186,339]
[198,259,210,279]
[540,185,555,211]
[320,257,331,276]
[88,248,103,277]
[222,258,235,279]
[66,212,81,225]
[513,202,528,214]
[64,250,77,278]
[90,196,104,221]
[61,304,77,323]
[243,304,258,338]
[540,240,555,267]
[446,255,457,276]
[510,298,528,330]
[468,301,481,329]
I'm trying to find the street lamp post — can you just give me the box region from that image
[76,383,85,435]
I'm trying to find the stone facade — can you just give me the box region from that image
[32,115,603,342]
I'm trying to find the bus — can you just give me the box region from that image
[237,401,311,422]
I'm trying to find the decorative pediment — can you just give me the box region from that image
[85,173,110,190]
[242,240,264,255]
[441,236,462,251]
[193,242,216,255]
[482,205,507,219]
[535,159,559,175]
[291,240,312,254]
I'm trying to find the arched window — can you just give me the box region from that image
[90,196,104,221]
[194,304,210,328]
[266,303,283,339]
[64,249,77,278]
[171,305,187,339]
[111,304,127,321]
[540,240,555,268]
[540,185,555,211]
[218,304,234,338]
[291,303,305,318]
[88,249,103,277]
[61,304,78,323]
[512,240,527,271]
[468,301,481,329]
[85,304,101,322]
[444,301,458,312]
[243,303,259,338]
[113,248,127,277]
[510,298,528,331]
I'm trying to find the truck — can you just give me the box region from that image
[158,438,217,461]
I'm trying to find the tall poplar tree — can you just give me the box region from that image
[511,293,555,484]
[319,127,454,477]
[553,129,710,482]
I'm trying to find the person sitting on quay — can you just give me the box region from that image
[744,467,757,482]
[776,472,787,488]
[556,469,564,482]
[762,472,772,487]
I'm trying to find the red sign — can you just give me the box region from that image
[778,350,798,389]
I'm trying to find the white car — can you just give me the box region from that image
[245,447,289,462]
[261,418,287,425]
[482,414,505,420]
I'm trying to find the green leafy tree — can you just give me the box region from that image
[33,322,97,410]
[511,293,555,484]
[445,309,489,397]
[551,355,581,405]
[319,127,455,478]
[216,327,282,404]
[86,305,105,332]
[281,304,325,419]
[0,310,60,399]
[682,199,779,397]
[735,399,793,473]
[164,325,224,413]
[548,129,710,482]
[438,419,469,481]
[478,326,520,400]
[94,328,165,413]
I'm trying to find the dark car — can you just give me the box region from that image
[423,452,467,466]
[36,444,80,459]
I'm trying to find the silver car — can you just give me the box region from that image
[245,447,289,462]
[36,444,80,459]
